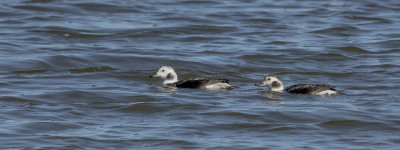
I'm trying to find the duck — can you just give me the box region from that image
[255,75,340,96]
[150,66,235,90]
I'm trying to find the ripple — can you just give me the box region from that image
[1,0,400,149]
[43,55,93,69]
[353,64,399,69]
[179,0,222,5]
[69,66,117,73]
[345,16,393,23]
[31,27,110,38]
[0,96,32,103]
[319,120,395,131]
[310,26,366,36]
[178,36,234,42]
[335,46,370,53]
[117,102,168,114]
[243,18,278,24]
[13,69,49,74]
[16,121,82,134]
[73,2,141,13]
[13,5,70,13]
[200,111,263,120]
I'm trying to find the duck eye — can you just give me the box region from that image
[267,78,270,81]
[161,70,165,72]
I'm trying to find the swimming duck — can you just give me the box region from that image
[255,75,339,96]
[150,66,235,90]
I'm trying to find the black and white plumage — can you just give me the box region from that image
[150,66,235,90]
[255,75,340,96]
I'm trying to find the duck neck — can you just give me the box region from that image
[163,72,178,85]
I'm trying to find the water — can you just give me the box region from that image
[1,0,400,149]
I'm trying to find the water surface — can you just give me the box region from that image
[1,0,400,149]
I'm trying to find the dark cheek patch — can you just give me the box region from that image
[272,81,281,88]
[166,73,174,80]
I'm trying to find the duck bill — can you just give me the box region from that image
[149,74,159,78]
[255,81,265,87]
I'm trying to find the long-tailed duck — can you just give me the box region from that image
[255,75,340,96]
[150,66,235,90]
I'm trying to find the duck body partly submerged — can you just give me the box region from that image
[151,66,234,90]
[256,75,340,96]
[285,84,339,95]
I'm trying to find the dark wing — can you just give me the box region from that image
[174,79,204,88]
[175,78,229,89]
[285,84,335,94]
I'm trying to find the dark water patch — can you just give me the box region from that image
[13,69,49,74]
[200,111,263,120]
[320,120,362,127]
[317,53,345,57]
[353,64,400,70]
[63,32,110,39]
[27,16,63,22]
[31,26,77,34]
[0,10,22,17]
[206,11,252,19]
[117,102,169,114]
[179,36,234,42]
[335,46,370,53]
[267,41,294,45]
[166,103,209,113]
[0,96,32,103]
[390,139,400,144]
[212,123,277,131]
[1,0,400,149]
[13,5,75,14]
[345,16,393,24]
[180,0,222,5]
[16,121,82,134]
[0,82,10,86]
[361,1,398,11]
[197,50,230,55]
[310,26,366,37]
[25,0,54,3]
[157,16,215,24]
[31,28,110,39]
[73,2,141,13]
[69,66,117,73]
[171,25,238,35]
[243,18,277,24]
[319,120,396,132]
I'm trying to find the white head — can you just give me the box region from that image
[151,66,178,84]
[255,75,284,92]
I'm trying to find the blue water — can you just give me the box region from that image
[1,0,400,149]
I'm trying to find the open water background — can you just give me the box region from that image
[1,0,400,149]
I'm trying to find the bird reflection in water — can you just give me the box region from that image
[157,85,177,93]
[259,91,284,104]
